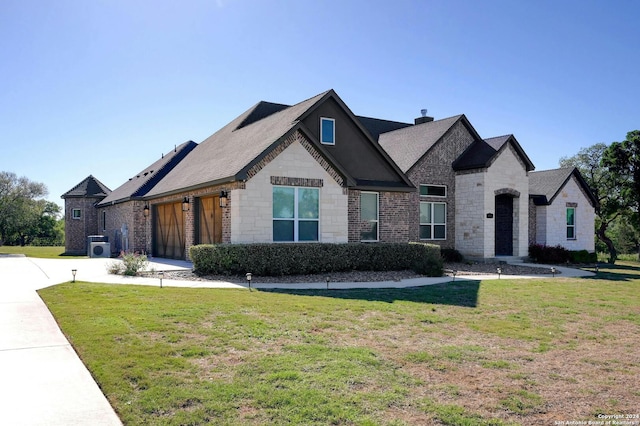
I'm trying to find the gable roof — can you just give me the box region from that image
[146,90,413,198]
[97,140,198,206]
[529,167,597,206]
[61,175,111,199]
[453,134,535,172]
[378,115,467,173]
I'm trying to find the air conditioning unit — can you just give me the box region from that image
[89,242,111,258]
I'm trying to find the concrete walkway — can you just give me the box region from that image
[0,255,594,425]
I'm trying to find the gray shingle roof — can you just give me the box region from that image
[378,115,463,173]
[529,167,576,204]
[145,91,330,197]
[530,167,596,206]
[61,175,111,199]
[97,141,197,206]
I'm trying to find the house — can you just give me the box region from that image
[529,167,596,252]
[62,89,596,261]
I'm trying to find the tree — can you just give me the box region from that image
[559,143,631,263]
[0,172,48,245]
[602,130,640,259]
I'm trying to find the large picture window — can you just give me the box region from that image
[567,207,576,240]
[420,202,446,240]
[360,192,379,241]
[273,187,319,242]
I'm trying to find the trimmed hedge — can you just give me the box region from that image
[529,244,597,264]
[190,243,443,277]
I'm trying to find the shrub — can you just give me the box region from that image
[190,243,443,277]
[528,244,570,264]
[107,251,149,276]
[441,248,464,263]
[569,250,597,264]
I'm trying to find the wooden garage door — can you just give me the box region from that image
[154,202,185,259]
[198,196,222,244]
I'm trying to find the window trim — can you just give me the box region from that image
[420,201,447,241]
[566,207,576,240]
[72,208,81,220]
[419,184,447,198]
[272,186,320,242]
[320,117,335,145]
[360,191,379,242]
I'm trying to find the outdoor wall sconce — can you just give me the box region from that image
[159,271,164,288]
[143,204,150,218]
[219,190,228,208]
[71,269,77,283]
[497,267,502,279]
[182,197,190,212]
[246,272,252,291]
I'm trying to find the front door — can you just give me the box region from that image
[495,195,513,256]
[154,202,186,259]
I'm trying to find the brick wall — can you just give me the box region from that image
[406,120,475,248]
[347,189,410,243]
[64,197,103,254]
[98,200,149,255]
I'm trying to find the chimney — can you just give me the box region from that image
[415,108,434,125]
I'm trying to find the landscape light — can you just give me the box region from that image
[497,267,502,279]
[452,270,457,282]
[159,271,164,288]
[71,269,77,283]
[246,272,252,291]
[551,267,556,277]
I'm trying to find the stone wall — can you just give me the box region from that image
[482,145,530,257]
[455,144,530,258]
[538,176,595,251]
[231,131,348,243]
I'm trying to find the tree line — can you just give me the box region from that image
[0,171,64,246]
[560,130,640,263]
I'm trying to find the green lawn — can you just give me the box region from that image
[0,245,85,258]
[39,264,640,425]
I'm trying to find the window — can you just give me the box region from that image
[420,184,447,197]
[102,211,106,231]
[567,207,576,239]
[360,192,379,241]
[420,202,446,240]
[273,186,319,241]
[320,117,335,145]
[72,208,81,220]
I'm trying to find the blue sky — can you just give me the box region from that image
[1,0,638,209]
